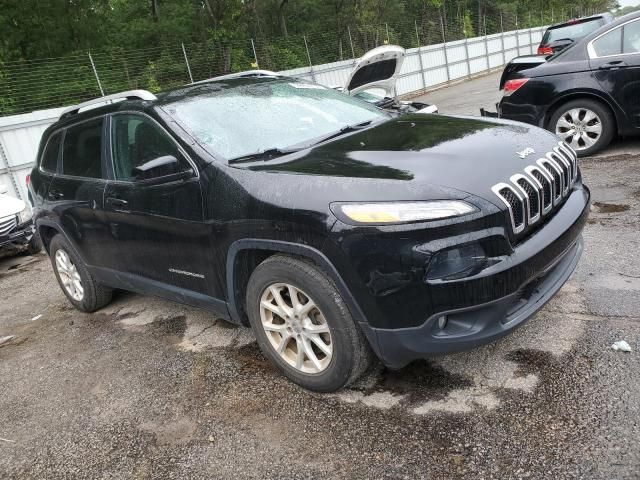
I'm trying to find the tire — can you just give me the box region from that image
[49,234,112,312]
[245,254,374,392]
[548,98,615,157]
[24,232,42,255]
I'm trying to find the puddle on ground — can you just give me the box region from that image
[592,201,630,213]
[228,342,275,373]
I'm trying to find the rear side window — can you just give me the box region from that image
[62,118,104,178]
[623,21,640,54]
[592,28,622,57]
[40,131,62,173]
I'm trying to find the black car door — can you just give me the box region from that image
[47,117,109,267]
[102,112,211,296]
[590,18,640,131]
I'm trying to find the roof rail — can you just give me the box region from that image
[60,90,157,117]
[192,69,279,85]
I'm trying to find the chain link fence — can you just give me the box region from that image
[0,8,599,117]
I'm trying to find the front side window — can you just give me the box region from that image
[623,20,640,54]
[110,114,189,181]
[62,118,104,178]
[40,131,62,173]
[592,28,622,57]
[163,79,389,161]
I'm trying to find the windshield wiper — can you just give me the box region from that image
[228,147,299,164]
[293,120,377,149]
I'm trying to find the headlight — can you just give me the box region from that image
[18,205,32,224]
[335,201,477,224]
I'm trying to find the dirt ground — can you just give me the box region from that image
[1,77,640,478]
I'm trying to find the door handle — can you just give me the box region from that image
[106,197,129,209]
[599,60,628,70]
[48,189,64,200]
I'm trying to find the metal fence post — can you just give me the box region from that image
[88,52,105,96]
[483,16,490,72]
[303,35,316,81]
[181,43,194,83]
[414,20,427,91]
[463,32,471,79]
[528,14,534,54]
[347,26,356,63]
[500,12,506,65]
[440,16,451,82]
[515,14,521,56]
[250,38,259,69]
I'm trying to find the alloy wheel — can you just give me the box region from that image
[55,249,84,301]
[555,107,602,151]
[259,283,333,374]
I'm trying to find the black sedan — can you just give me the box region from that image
[495,11,640,156]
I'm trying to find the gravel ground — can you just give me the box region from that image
[1,78,639,479]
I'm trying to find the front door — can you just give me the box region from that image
[103,113,211,295]
[590,18,640,130]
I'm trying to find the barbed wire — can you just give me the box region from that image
[0,7,598,116]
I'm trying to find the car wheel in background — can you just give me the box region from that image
[24,233,42,255]
[49,234,112,312]
[246,254,374,392]
[549,99,615,157]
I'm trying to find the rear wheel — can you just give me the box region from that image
[49,234,112,312]
[549,99,615,157]
[246,255,373,392]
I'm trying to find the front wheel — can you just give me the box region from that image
[245,255,373,392]
[549,99,615,157]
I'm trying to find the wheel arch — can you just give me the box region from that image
[226,240,370,330]
[36,220,85,262]
[543,92,621,133]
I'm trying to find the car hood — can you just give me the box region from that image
[0,193,25,218]
[241,114,562,204]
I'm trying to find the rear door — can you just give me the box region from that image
[102,112,209,295]
[589,18,640,130]
[48,117,109,267]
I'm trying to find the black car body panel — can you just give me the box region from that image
[498,11,640,137]
[29,76,589,368]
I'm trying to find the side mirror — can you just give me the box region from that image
[132,155,192,183]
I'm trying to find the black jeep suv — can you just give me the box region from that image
[30,73,589,391]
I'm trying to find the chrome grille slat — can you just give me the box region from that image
[525,166,553,215]
[492,183,526,234]
[0,216,17,236]
[539,158,563,205]
[549,150,571,194]
[511,173,541,225]
[494,141,578,235]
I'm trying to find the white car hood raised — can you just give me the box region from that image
[343,44,405,96]
[0,193,25,218]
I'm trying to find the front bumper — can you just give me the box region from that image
[357,187,589,368]
[0,220,35,250]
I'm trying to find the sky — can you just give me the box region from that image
[618,0,640,7]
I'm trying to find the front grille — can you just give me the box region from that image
[493,141,578,235]
[0,215,17,236]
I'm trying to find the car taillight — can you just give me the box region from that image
[25,174,30,186]
[503,78,530,96]
[538,45,553,55]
